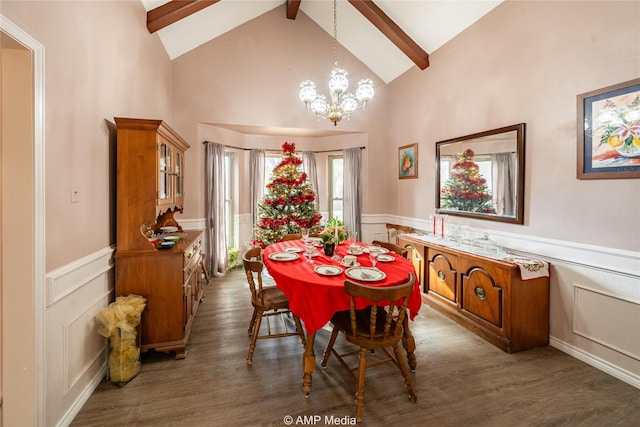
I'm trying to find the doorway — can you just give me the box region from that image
[0,16,45,426]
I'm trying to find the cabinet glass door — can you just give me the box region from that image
[158,142,173,202]
[175,151,184,199]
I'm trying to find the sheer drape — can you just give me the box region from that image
[343,148,362,240]
[205,142,227,276]
[492,152,516,216]
[249,149,265,227]
[302,151,319,201]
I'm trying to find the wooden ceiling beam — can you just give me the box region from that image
[286,0,301,20]
[147,0,221,34]
[348,0,429,70]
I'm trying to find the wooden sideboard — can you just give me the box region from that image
[399,234,549,353]
[114,117,204,359]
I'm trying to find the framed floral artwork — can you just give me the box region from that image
[577,78,640,179]
[398,143,418,179]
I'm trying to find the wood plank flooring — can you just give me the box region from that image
[71,270,640,426]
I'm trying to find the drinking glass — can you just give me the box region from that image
[369,247,379,269]
[305,241,315,263]
[301,228,309,243]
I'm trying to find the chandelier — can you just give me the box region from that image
[299,0,374,126]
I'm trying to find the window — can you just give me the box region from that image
[329,155,344,222]
[224,152,234,248]
[440,155,493,191]
[264,154,281,192]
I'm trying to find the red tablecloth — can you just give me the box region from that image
[263,240,422,334]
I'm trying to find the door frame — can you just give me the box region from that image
[0,14,45,425]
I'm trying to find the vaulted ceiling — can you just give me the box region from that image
[141,0,503,84]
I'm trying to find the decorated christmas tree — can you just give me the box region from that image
[252,142,322,247]
[440,149,496,213]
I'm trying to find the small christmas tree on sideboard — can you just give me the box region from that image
[440,148,496,214]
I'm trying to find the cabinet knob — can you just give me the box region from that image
[474,286,486,299]
[437,270,445,281]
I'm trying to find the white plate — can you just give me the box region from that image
[363,246,389,254]
[284,246,304,253]
[341,260,361,268]
[160,226,178,233]
[346,249,365,255]
[268,252,300,261]
[314,265,343,276]
[376,254,395,262]
[345,267,386,282]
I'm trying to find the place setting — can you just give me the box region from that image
[267,251,300,261]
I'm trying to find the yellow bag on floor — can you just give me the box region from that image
[96,294,146,385]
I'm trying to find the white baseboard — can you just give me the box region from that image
[56,365,106,427]
[550,337,640,389]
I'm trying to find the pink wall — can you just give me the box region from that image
[388,0,640,251]
[3,0,174,270]
[171,5,393,221]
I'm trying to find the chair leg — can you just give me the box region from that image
[393,343,417,403]
[293,315,307,347]
[402,317,417,371]
[247,308,258,335]
[320,327,340,368]
[354,348,367,423]
[247,312,263,365]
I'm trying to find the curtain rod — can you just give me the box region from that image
[202,141,366,153]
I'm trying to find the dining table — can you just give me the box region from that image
[262,238,422,396]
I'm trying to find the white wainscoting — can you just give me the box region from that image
[366,214,640,389]
[45,247,114,427]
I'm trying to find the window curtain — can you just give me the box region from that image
[205,141,228,276]
[301,151,319,202]
[343,148,362,240]
[492,152,516,216]
[249,149,265,228]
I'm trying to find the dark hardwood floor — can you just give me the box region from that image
[72,270,640,426]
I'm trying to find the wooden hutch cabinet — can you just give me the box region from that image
[114,117,204,359]
[399,234,549,353]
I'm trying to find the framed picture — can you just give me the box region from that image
[398,143,418,179]
[577,78,640,179]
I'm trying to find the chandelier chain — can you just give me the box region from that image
[333,0,338,68]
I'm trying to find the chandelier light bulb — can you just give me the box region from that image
[329,68,349,94]
[310,94,328,115]
[341,94,358,114]
[299,81,317,106]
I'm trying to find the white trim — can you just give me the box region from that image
[572,284,640,361]
[1,14,46,426]
[366,214,639,277]
[550,337,640,389]
[57,365,107,427]
[180,218,206,230]
[45,247,114,306]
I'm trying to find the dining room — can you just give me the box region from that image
[1,1,638,426]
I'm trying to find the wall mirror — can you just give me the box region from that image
[436,123,525,224]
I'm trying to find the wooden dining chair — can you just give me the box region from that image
[371,240,409,258]
[385,223,414,245]
[242,247,306,365]
[320,273,417,422]
[281,233,302,241]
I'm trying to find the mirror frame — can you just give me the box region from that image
[435,123,526,224]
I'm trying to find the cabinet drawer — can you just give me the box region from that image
[459,261,510,332]
[184,251,201,283]
[183,237,202,266]
[427,249,457,303]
